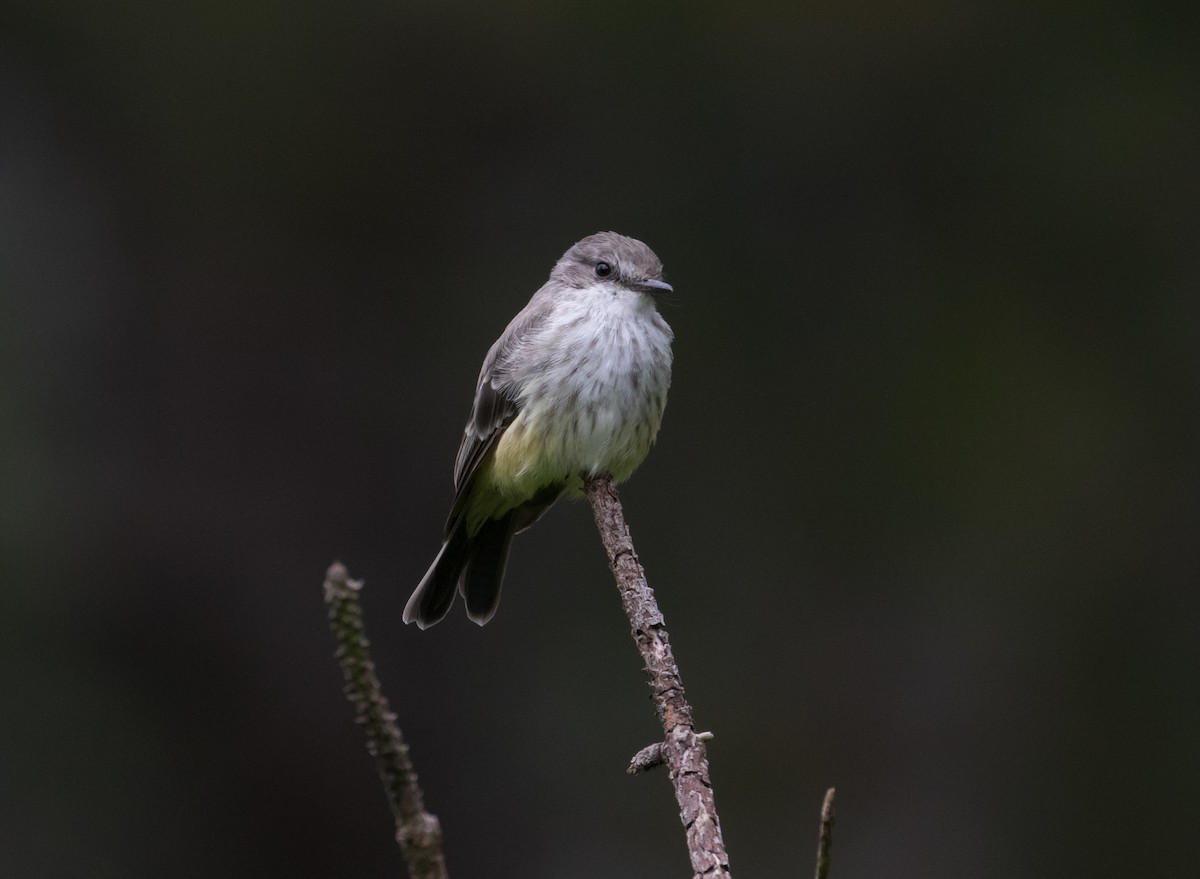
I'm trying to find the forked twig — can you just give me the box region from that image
[584,476,732,878]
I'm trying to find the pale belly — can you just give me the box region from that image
[489,383,664,498]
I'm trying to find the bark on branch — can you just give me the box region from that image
[583,476,733,878]
[324,562,449,879]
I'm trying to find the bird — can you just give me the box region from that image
[403,231,675,628]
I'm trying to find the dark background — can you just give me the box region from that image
[3,1,1198,876]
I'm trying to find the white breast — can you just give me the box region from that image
[512,284,673,484]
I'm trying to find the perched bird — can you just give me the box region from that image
[404,231,675,628]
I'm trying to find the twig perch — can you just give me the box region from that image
[584,475,733,879]
[324,562,449,879]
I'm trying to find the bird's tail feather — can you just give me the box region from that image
[403,511,518,628]
[461,512,517,626]
[403,519,471,629]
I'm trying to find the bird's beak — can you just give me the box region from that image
[632,278,674,295]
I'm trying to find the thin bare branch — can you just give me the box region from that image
[814,787,836,879]
[324,562,449,879]
[584,476,732,879]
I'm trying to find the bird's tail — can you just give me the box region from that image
[403,512,516,629]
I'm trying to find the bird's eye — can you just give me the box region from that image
[594,261,612,278]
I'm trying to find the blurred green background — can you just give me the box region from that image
[2,1,1197,876]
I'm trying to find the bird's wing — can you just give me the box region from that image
[446,294,550,527]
